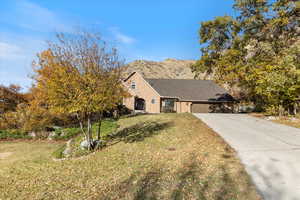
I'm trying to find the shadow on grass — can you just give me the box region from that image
[101,168,163,200]
[132,170,163,200]
[101,155,257,200]
[170,157,243,200]
[106,121,173,144]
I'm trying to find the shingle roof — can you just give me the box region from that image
[146,79,234,102]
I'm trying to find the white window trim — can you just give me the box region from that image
[131,81,136,89]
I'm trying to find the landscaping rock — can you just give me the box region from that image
[266,116,277,120]
[80,140,90,150]
[80,139,106,150]
[28,132,36,137]
[47,131,57,140]
[63,139,73,157]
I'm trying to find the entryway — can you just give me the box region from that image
[134,98,145,111]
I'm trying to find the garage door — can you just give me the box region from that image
[191,103,212,113]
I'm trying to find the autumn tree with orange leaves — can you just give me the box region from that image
[0,84,27,114]
[33,31,128,150]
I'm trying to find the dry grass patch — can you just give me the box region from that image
[0,152,13,159]
[250,113,300,129]
[0,141,63,169]
[271,118,300,128]
[0,113,260,200]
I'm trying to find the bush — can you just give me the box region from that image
[52,127,81,140]
[103,105,132,118]
[52,144,66,159]
[0,129,31,140]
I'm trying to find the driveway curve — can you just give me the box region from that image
[194,113,300,200]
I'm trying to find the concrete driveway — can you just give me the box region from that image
[194,113,300,200]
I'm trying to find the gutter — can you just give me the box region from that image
[160,97,235,103]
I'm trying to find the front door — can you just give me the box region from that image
[135,98,145,110]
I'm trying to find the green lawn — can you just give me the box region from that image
[0,113,260,200]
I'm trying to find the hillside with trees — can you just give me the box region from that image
[192,0,300,115]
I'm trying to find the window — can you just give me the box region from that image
[131,81,136,89]
[151,99,155,104]
[162,99,175,113]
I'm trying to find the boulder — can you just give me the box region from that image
[28,132,36,138]
[80,140,90,150]
[47,131,57,140]
[63,139,73,157]
[80,139,106,150]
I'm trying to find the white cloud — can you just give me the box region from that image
[0,0,72,89]
[0,0,71,33]
[0,42,24,60]
[19,0,71,33]
[109,27,136,44]
[0,33,45,89]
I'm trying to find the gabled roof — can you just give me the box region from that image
[145,79,234,102]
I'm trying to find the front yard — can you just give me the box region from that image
[0,113,260,200]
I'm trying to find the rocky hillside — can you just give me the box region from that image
[123,58,199,79]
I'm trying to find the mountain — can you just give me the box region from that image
[123,58,198,79]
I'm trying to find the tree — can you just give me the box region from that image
[0,84,28,130]
[0,83,68,131]
[0,84,27,114]
[33,31,128,149]
[192,0,300,115]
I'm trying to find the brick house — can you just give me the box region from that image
[123,72,235,113]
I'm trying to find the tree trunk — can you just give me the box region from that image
[97,113,102,141]
[87,117,92,150]
[76,113,87,139]
[279,104,284,117]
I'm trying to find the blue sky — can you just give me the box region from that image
[0,0,234,90]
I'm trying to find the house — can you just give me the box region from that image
[123,72,235,113]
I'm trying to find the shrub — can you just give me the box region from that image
[0,129,31,140]
[52,144,66,159]
[52,127,81,140]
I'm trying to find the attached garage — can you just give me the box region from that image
[191,103,213,113]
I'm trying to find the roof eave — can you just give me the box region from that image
[179,99,236,103]
[123,72,136,82]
